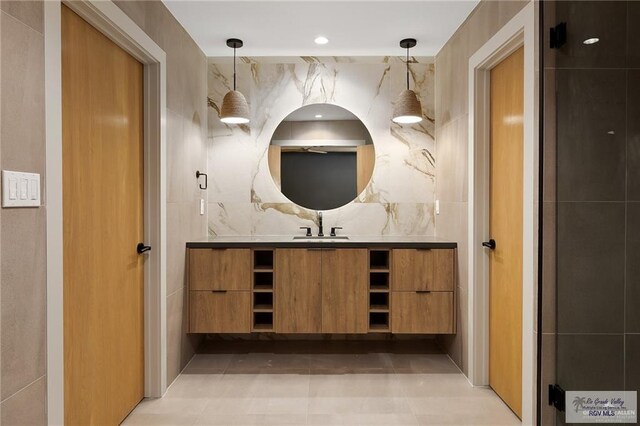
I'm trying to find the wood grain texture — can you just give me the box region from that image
[189,291,251,333]
[391,249,455,291]
[391,292,454,334]
[321,249,368,333]
[189,249,251,291]
[268,145,281,189]
[356,144,375,195]
[62,5,144,424]
[489,46,524,418]
[275,249,322,333]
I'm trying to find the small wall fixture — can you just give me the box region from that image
[220,38,250,124]
[392,38,423,124]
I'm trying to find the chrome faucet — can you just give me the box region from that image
[317,211,324,237]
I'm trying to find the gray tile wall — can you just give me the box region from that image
[0,0,47,423]
[546,1,640,424]
[434,0,529,375]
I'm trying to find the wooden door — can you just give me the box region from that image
[189,248,251,291]
[321,249,368,333]
[392,249,455,291]
[275,249,322,333]
[62,6,144,424]
[488,46,524,418]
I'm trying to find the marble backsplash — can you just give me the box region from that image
[207,56,436,236]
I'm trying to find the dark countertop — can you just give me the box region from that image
[186,236,457,249]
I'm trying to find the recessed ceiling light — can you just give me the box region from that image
[315,114,323,118]
[583,37,599,45]
[314,36,329,45]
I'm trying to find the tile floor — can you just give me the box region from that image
[123,341,520,426]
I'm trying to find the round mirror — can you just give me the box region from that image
[268,104,375,210]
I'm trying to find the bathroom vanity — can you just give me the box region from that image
[186,237,457,335]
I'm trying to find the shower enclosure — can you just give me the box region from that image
[541,1,640,424]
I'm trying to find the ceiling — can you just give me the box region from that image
[162,1,480,57]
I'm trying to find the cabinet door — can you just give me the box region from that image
[391,291,454,334]
[275,249,322,333]
[189,291,251,333]
[321,249,368,333]
[392,249,454,291]
[189,248,251,291]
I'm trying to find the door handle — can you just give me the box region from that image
[482,239,496,250]
[137,243,151,254]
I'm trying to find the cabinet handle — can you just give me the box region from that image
[416,248,432,251]
[322,248,337,251]
[211,290,227,293]
[307,248,323,251]
[416,290,431,294]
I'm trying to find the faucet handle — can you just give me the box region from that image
[330,227,343,237]
[299,226,312,237]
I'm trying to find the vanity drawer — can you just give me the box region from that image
[391,249,454,292]
[189,248,251,291]
[391,291,454,334]
[189,291,251,333]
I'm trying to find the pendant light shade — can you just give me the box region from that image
[220,38,250,125]
[220,90,250,124]
[392,38,423,124]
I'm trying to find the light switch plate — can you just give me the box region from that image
[2,170,41,208]
[435,199,440,215]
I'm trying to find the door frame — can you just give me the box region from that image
[44,1,167,424]
[467,2,536,425]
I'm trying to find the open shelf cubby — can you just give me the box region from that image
[369,312,390,332]
[369,292,389,312]
[253,271,273,291]
[253,250,274,270]
[369,271,389,291]
[369,250,390,270]
[253,292,273,311]
[253,312,273,331]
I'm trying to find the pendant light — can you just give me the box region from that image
[220,38,250,124]
[392,38,423,124]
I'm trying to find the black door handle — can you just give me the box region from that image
[137,243,151,254]
[482,239,496,250]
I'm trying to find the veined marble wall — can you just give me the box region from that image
[207,57,436,237]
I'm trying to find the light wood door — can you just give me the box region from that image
[391,292,454,334]
[356,144,375,194]
[392,249,455,291]
[275,249,322,333]
[62,5,144,425]
[321,249,368,333]
[189,248,251,291]
[489,46,524,418]
[190,291,251,333]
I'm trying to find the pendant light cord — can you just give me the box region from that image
[233,45,237,91]
[406,45,410,90]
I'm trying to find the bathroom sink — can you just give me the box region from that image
[293,236,349,240]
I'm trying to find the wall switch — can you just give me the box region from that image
[2,170,41,208]
[435,199,440,215]
[200,199,205,215]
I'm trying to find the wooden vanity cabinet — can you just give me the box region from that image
[189,248,251,291]
[275,248,368,334]
[188,248,252,333]
[391,248,455,334]
[321,249,368,334]
[188,245,456,335]
[275,249,322,333]
[392,249,454,292]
